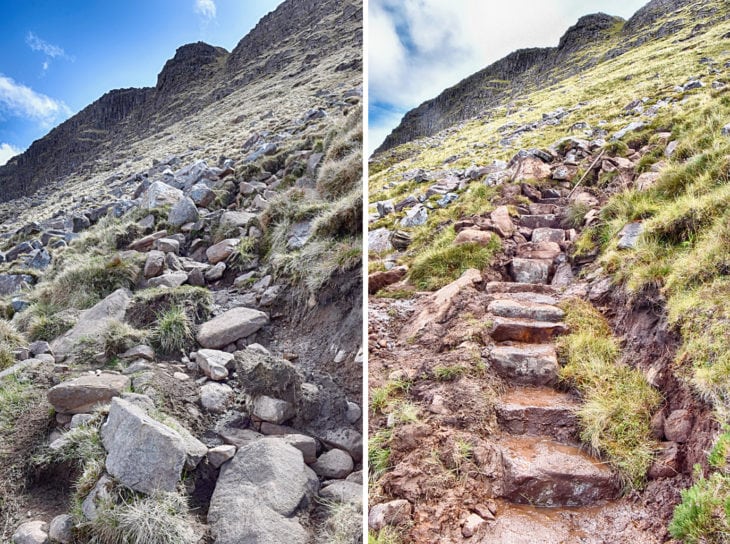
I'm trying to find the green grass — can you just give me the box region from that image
[558,298,661,490]
[433,365,469,381]
[369,527,403,544]
[669,469,730,543]
[78,488,196,544]
[153,306,193,356]
[102,320,149,359]
[408,227,500,291]
[368,428,393,479]
[369,378,411,414]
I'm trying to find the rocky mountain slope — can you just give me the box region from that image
[374,0,728,154]
[369,0,730,542]
[0,1,363,543]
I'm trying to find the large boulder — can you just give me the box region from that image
[0,273,34,296]
[196,307,269,349]
[207,437,318,544]
[167,197,199,227]
[48,373,131,414]
[51,289,132,362]
[141,181,184,209]
[101,398,205,494]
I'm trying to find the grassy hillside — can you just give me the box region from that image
[369,0,730,540]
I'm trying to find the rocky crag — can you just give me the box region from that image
[0,1,363,543]
[374,0,728,154]
[369,0,730,542]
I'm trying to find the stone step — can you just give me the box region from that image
[511,258,550,284]
[495,387,579,442]
[531,228,566,244]
[488,299,564,322]
[491,317,567,343]
[516,241,562,261]
[488,344,559,386]
[528,203,559,215]
[537,198,563,205]
[490,292,559,306]
[519,215,561,229]
[486,282,557,295]
[499,437,619,507]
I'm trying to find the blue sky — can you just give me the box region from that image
[0,0,283,165]
[369,0,650,154]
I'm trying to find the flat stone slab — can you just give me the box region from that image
[520,214,560,229]
[196,307,269,349]
[516,241,561,261]
[500,437,619,507]
[491,292,559,306]
[496,387,579,442]
[491,317,567,344]
[48,373,131,414]
[486,282,557,295]
[489,344,558,386]
[488,299,564,322]
[511,258,550,284]
[531,228,566,244]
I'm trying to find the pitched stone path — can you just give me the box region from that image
[481,192,622,539]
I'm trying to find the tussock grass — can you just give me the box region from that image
[0,320,25,370]
[558,298,661,490]
[0,376,53,536]
[80,489,197,544]
[35,254,141,311]
[153,306,193,356]
[368,428,393,480]
[369,527,403,544]
[408,227,500,291]
[126,286,212,328]
[316,500,362,544]
[102,320,149,359]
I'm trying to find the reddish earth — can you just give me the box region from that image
[369,177,707,543]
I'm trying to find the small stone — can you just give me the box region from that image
[368,499,413,531]
[206,239,239,265]
[462,513,486,538]
[253,395,295,424]
[70,414,94,429]
[311,448,354,479]
[47,373,130,414]
[153,238,180,254]
[664,409,693,443]
[196,307,269,349]
[143,250,165,278]
[48,514,73,544]
[12,520,48,544]
[205,262,226,282]
[200,382,234,413]
[208,444,237,468]
[346,401,362,424]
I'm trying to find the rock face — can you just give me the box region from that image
[51,288,132,361]
[48,373,131,414]
[101,398,205,494]
[207,437,318,544]
[0,0,362,203]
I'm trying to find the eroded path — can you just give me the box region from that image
[369,188,675,543]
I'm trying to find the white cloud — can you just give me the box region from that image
[369,0,648,151]
[26,32,66,58]
[26,32,73,72]
[0,143,22,166]
[194,0,217,20]
[0,74,71,125]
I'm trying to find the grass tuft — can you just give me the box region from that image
[558,298,661,490]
